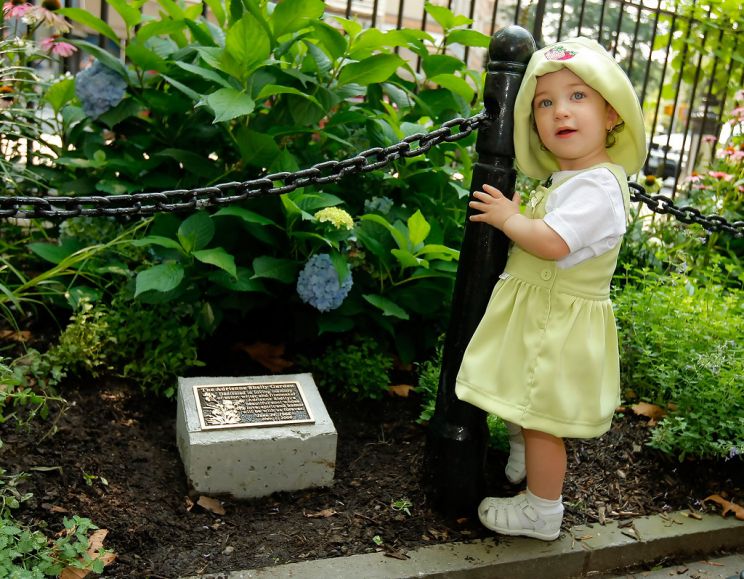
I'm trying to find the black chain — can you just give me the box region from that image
[0,114,487,220]
[628,182,743,238]
[1,113,741,239]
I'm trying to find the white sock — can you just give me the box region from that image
[504,421,526,484]
[526,488,564,517]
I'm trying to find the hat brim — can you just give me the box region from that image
[514,37,647,180]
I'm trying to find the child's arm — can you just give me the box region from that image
[469,184,570,260]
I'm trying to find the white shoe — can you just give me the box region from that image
[478,495,562,541]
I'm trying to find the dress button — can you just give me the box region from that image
[540,269,552,281]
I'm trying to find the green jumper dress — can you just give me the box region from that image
[455,163,630,439]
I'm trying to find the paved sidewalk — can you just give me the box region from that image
[184,510,743,579]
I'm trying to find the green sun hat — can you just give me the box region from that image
[513,37,647,180]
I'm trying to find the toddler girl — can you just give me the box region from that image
[455,37,647,541]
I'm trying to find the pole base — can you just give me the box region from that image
[424,409,488,517]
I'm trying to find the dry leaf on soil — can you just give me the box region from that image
[382,547,409,560]
[703,495,744,520]
[41,503,69,513]
[304,508,337,518]
[0,329,31,342]
[629,402,667,426]
[233,341,293,373]
[197,495,226,515]
[59,529,116,579]
[388,384,415,398]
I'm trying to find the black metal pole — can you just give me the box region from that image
[425,25,536,516]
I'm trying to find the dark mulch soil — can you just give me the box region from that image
[2,374,742,578]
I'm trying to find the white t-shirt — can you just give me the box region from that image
[542,167,627,269]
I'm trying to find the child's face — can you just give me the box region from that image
[532,68,619,172]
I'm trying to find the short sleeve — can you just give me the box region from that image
[543,168,627,268]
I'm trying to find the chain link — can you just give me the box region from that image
[0,114,741,238]
[0,114,486,220]
[628,183,743,238]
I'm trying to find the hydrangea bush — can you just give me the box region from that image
[32,0,486,364]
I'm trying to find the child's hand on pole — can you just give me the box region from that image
[469,184,521,231]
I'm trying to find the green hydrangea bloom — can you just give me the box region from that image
[314,207,354,230]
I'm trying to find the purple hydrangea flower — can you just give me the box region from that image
[75,60,127,119]
[296,254,353,312]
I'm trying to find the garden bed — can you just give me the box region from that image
[1,375,741,578]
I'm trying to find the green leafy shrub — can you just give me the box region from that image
[415,339,441,424]
[107,295,204,397]
[0,467,109,577]
[614,269,743,460]
[0,512,109,578]
[297,336,393,400]
[617,200,742,293]
[0,359,66,446]
[0,219,149,336]
[21,292,203,398]
[0,467,32,519]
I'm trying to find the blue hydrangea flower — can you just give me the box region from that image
[296,254,353,312]
[75,61,127,119]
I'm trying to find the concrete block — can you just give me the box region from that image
[176,373,337,498]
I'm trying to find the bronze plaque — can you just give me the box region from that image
[193,381,315,430]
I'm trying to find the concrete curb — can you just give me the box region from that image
[183,510,744,578]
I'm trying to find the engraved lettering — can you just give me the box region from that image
[194,382,315,430]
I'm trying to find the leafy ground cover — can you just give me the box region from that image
[1,358,742,578]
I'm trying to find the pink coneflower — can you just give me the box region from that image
[702,134,717,144]
[708,171,734,181]
[716,147,733,159]
[23,1,70,33]
[40,35,77,57]
[731,106,744,123]
[2,0,32,18]
[685,174,703,183]
[719,146,744,163]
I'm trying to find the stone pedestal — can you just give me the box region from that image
[176,373,337,498]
